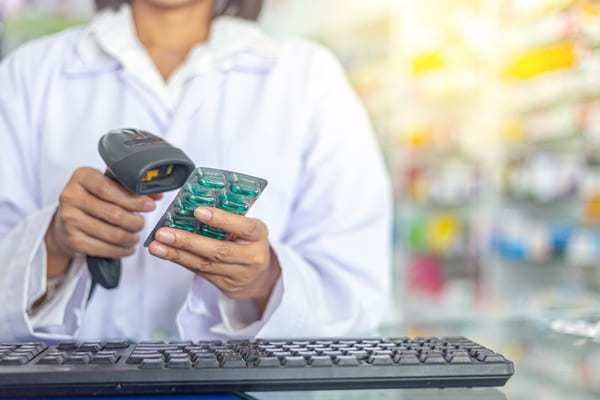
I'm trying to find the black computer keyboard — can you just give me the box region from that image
[0,336,514,397]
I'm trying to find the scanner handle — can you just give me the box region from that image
[86,170,121,292]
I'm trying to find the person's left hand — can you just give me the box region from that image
[148,207,281,314]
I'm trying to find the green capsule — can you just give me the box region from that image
[198,173,226,189]
[230,179,260,198]
[174,205,196,218]
[184,192,215,207]
[168,217,197,233]
[201,225,227,240]
[219,192,248,214]
[188,185,213,198]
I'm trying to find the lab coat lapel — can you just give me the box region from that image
[166,72,227,168]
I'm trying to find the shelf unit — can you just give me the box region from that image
[306,0,600,323]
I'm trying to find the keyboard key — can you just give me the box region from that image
[194,358,219,368]
[169,340,194,346]
[296,351,318,360]
[221,357,246,368]
[140,359,164,369]
[372,350,393,357]
[270,351,292,360]
[334,355,360,366]
[37,356,65,365]
[345,350,368,360]
[167,358,192,369]
[315,340,334,345]
[477,354,506,363]
[320,350,343,358]
[421,355,446,364]
[57,341,79,350]
[282,356,306,367]
[78,342,103,352]
[361,340,381,345]
[91,353,119,364]
[11,350,35,361]
[64,354,92,365]
[368,355,394,365]
[445,354,472,363]
[127,353,162,364]
[256,357,281,367]
[308,356,333,367]
[395,355,420,364]
[104,340,129,349]
[291,340,311,346]
[0,356,28,365]
[242,351,263,362]
[330,344,349,350]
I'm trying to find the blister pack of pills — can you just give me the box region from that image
[144,167,268,246]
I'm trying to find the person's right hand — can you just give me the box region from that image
[44,167,162,279]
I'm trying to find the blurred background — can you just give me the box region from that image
[2,0,600,398]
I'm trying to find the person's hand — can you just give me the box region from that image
[45,167,162,279]
[148,207,281,314]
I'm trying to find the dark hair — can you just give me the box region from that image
[94,0,130,11]
[94,0,263,20]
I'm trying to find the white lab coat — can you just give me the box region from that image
[0,14,392,342]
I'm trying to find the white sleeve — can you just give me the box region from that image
[0,49,90,341]
[177,45,392,339]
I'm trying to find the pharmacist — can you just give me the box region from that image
[0,0,391,341]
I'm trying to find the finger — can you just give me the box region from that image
[61,206,141,248]
[67,185,145,233]
[154,227,263,265]
[68,227,136,259]
[148,193,164,201]
[194,207,266,242]
[148,240,245,277]
[75,168,157,212]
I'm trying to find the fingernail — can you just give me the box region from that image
[195,207,212,221]
[156,230,175,244]
[150,243,168,257]
[144,201,155,211]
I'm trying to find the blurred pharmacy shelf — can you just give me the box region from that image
[305,0,600,324]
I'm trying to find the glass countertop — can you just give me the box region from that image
[249,316,600,400]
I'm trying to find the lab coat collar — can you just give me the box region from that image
[63,4,281,78]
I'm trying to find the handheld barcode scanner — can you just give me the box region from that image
[87,129,195,292]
